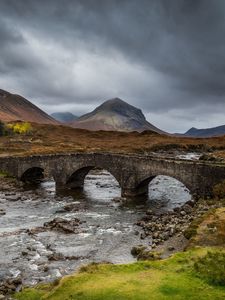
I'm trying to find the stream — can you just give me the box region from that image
[0,169,191,287]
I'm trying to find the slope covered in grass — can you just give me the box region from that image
[186,207,225,248]
[1,122,225,158]
[15,248,225,300]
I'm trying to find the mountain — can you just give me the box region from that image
[184,125,225,138]
[70,98,166,134]
[51,112,78,123]
[0,89,58,124]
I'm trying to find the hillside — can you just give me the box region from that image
[184,125,225,137]
[70,98,166,134]
[1,123,225,158]
[0,89,58,125]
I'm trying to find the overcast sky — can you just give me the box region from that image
[0,0,225,133]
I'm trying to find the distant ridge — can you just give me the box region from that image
[0,89,58,124]
[70,98,166,134]
[51,112,78,123]
[184,125,225,137]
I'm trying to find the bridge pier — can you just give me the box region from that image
[55,180,84,191]
[121,176,156,197]
[121,186,149,197]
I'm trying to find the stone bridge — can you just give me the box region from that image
[0,152,225,198]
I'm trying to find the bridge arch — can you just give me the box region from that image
[132,173,193,197]
[65,166,121,190]
[20,167,45,183]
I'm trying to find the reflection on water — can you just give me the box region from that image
[0,169,191,285]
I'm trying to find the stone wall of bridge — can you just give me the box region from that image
[0,153,225,198]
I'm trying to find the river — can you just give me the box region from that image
[0,169,191,287]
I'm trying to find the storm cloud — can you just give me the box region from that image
[0,0,225,132]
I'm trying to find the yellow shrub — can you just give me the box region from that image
[7,122,32,134]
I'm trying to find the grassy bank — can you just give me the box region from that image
[15,247,225,300]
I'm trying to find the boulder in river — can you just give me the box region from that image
[0,276,22,295]
[44,217,83,234]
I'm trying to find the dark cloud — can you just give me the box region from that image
[0,0,225,132]
[0,18,25,73]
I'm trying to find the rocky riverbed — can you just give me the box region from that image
[0,167,210,298]
[133,199,222,259]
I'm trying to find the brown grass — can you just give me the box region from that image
[0,123,225,157]
[187,207,225,248]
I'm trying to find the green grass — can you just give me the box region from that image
[194,250,225,285]
[14,247,225,300]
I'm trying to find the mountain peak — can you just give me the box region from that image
[93,98,146,121]
[97,97,133,109]
[70,97,166,134]
[104,97,124,103]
